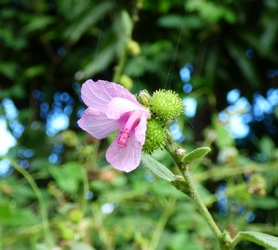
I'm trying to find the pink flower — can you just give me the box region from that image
[78,79,149,172]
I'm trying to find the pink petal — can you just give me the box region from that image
[134,114,148,145]
[106,132,142,172]
[81,79,139,111]
[106,97,142,120]
[77,107,120,139]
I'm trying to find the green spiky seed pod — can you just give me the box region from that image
[143,119,166,154]
[150,89,184,120]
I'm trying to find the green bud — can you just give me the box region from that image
[127,40,141,56]
[58,222,75,241]
[143,119,166,154]
[150,89,184,120]
[61,130,78,148]
[176,148,187,159]
[248,174,267,197]
[222,230,232,244]
[120,75,133,90]
[69,209,83,224]
[136,89,151,107]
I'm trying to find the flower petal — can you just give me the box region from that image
[81,79,139,111]
[77,107,119,139]
[134,114,148,145]
[106,132,142,172]
[106,97,142,120]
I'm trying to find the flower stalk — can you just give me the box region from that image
[164,135,230,249]
[5,157,53,246]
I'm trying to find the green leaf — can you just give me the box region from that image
[48,162,83,194]
[238,231,278,250]
[22,16,55,33]
[259,136,275,159]
[0,203,38,226]
[0,61,18,79]
[226,41,262,88]
[121,10,133,36]
[63,1,114,44]
[71,242,96,250]
[24,64,46,78]
[157,14,184,29]
[248,196,278,210]
[141,153,175,182]
[182,147,211,164]
[213,116,235,148]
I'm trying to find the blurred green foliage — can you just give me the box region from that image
[1,0,278,249]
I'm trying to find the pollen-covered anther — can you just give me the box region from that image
[118,128,131,148]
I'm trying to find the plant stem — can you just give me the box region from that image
[5,157,53,246]
[226,233,242,249]
[165,140,224,248]
[113,46,128,84]
[80,163,89,214]
[183,164,222,240]
[148,197,175,250]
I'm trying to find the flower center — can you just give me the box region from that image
[117,110,142,148]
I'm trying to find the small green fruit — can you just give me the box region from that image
[143,119,166,154]
[120,75,133,90]
[150,89,184,120]
[69,209,83,224]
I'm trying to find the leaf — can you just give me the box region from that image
[24,64,46,78]
[248,197,278,210]
[48,162,83,194]
[141,154,175,182]
[0,203,38,226]
[226,41,262,88]
[259,136,275,159]
[182,147,211,164]
[71,242,96,250]
[157,14,184,29]
[121,10,133,36]
[238,231,278,250]
[213,116,235,148]
[22,16,55,33]
[0,61,18,79]
[63,1,114,44]
[260,17,278,56]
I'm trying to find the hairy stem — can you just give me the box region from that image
[5,157,53,246]
[164,138,226,248]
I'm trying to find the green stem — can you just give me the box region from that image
[80,164,89,214]
[113,46,128,83]
[148,197,175,250]
[182,164,222,240]
[226,233,242,249]
[164,139,224,248]
[5,157,53,246]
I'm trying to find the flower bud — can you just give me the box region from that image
[248,174,267,197]
[120,75,133,90]
[58,222,75,241]
[127,40,141,56]
[176,148,187,162]
[150,89,184,120]
[142,119,166,154]
[69,209,83,224]
[136,89,151,107]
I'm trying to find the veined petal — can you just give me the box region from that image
[106,97,142,120]
[81,79,139,111]
[134,114,148,145]
[106,132,142,172]
[77,107,119,139]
